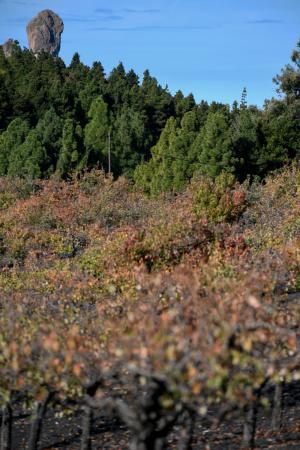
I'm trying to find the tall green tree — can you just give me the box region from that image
[273,39,300,100]
[57,118,83,177]
[79,61,106,116]
[135,112,202,194]
[135,109,202,194]
[83,96,109,169]
[112,107,146,177]
[7,129,46,179]
[140,70,175,147]
[35,108,63,175]
[229,106,262,179]
[240,87,248,109]
[0,118,30,175]
[192,110,234,178]
[134,117,179,195]
[259,99,300,174]
[107,63,129,110]
[174,90,196,119]
[0,46,13,130]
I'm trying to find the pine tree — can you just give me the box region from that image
[240,87,248,109]
[0,46,13,130]
[35,108,63,175]
[230,104,261,179]
[8,129,46,179]
[134,117,179,195]
[140,70,175,145]
[193,111,234,178]
[174,90,196,119]
[107,63,129,109]
[57,118,83,177]
[273,39,300,100]
[79,61,106,115]
[259,99,300,174]
[0,118,30,175]
[112,107,145,177]
[83,97,109,170]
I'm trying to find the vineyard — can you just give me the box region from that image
[0,165,299,449]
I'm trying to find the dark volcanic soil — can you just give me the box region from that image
[9,381,300,450]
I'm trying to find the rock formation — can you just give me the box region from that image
[1,39,16,57]
[26,10,64,57]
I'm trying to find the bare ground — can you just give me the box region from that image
[8,381,300,450]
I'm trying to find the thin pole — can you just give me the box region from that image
[108,130,111,174]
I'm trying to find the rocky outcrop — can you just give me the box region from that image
[1,39,16,57]
[26,10,64,57]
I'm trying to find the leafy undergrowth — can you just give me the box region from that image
[0,166,299,449]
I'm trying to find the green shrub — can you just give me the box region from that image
[191,172,247,224]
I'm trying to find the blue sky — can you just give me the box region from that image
[0,0,299,107]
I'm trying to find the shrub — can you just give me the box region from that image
[191,172,247,223]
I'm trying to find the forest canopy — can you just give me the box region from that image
[0,39,299,189]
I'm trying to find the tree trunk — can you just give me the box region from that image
[243,401,258,449]
[179,411,195,450]
[272,381,284,431]
[28,392,51,450]
[80,403,93,450]
[129,435,165,450]
[0,403,12,450]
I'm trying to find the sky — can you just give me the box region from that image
[0,0,299,107]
